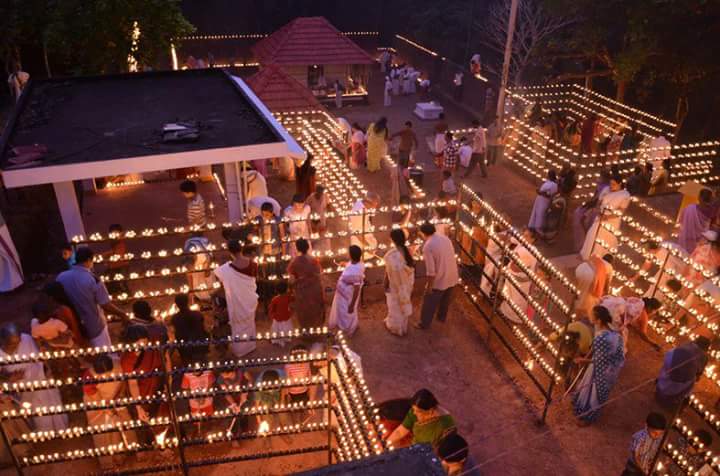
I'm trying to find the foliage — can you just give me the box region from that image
[1,0,194,76]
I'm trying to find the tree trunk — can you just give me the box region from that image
[615,80,627,102]
[672,94,689,143]
[42,37,52,78]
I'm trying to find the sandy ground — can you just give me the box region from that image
[0,66,695,476]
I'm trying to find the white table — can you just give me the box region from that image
[413,101,444,120]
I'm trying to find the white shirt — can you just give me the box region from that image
[338,117,352,143]
[472,128,487,154]
[434,134,447,155]
[459,145,473,167]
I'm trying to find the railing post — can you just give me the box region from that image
[326,333,333,465]
[587,208,606,258]
[161,344,189,476]
[487,244,509,345]
[650,248,671,300]
[0,419,23,476]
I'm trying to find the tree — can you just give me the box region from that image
[479,0,576,85]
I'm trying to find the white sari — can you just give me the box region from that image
[214,262,259,357]
[580,190,631,260]
[329,262,365,335]
[500,244,538,323]
[528,180,558,231]
[384,248,415,336]
[0,334,68,432]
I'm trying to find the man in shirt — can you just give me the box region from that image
[57,247,128,347]
[442,132,460,171]
[463,119,487,178]
[180,180,207,227]
[390,121,418,168]
[437,433,481,476]
[417,223,459,329]
[622,412,666,475]
[486,116,503,166]
[247,195,281,219]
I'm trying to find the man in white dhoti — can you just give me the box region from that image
[213,241,258,357]
[500,229,539,323]
[391,68,400,96]
[574,254,614,318]
[242,169,268,200]
[580,175,631,260]
[350,192,380,256]
[184,234,213,302]
[528,170,558,232]
[0,211,23,292]
[328,246,365,336]
[384,77,392,107]
[0,324,68,432]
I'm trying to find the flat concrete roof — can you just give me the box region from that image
[296,445,446,476]
[0,68,304,188]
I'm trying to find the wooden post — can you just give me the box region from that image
[326,333,333,465]
[587,209,606,259]
[650,248,672,300]
[0,420,23,475]
[161,345,189,476]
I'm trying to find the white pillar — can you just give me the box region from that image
[223,163,241,222]
[53,181,86,241]
[496,0,519,126]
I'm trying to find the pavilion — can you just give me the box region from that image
[0,68,304,272]
[245,63,327,114]
[252,17,374,105]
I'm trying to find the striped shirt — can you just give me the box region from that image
[187,194,206,227]
[284,361,311,395]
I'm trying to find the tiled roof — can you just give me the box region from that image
[246,64,324,113]
[252,17,374,66]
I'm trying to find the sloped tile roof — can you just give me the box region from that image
[252,16,374,66]
[246,64,325,113]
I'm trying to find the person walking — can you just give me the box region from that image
[655,336,710,409]
[485,116,503,166]
[366,118,389,172]
[416,223,459,329]
[328,245,365,336]
[463,119,487,178]
[390,121,418,169]
[56,247,128,348]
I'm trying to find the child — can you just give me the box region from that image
[269,282,294,346]
[284,345,313,423]
[31,300,74,350]
[60,243,75,271]
[622,412,667,475]
[180,179,207,227]
[437,433,480,476]
[181,361,215,437]
[441,169,457,196]
[215,362,254,440]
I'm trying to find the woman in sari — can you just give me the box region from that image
[685,230,720,286]
[580,174,631,260]
[366,117,389,172]
[0,324,67,432]
[287,238,325,330]
[328,246,364,335]
[387,389,456,448]
[678,189,717,254]
[528,169,558,232]
[384,229,416,336]
[573,171,611,252]
[572,305,625,425]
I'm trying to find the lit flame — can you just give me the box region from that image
[155,429,168,446]
[258,420,270,435]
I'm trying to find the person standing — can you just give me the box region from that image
[334,79,344,109]
[528,170,558,232]
[416,223,459,329]
[574,254,614,319]
[442,132,460,172]
[180,180,207,227]
[678,188,717,253]
[580,113,598,154]
[390,121,418,169]
[384,77,392,107]
[284,194,312,257]
[366,118,389,172]
[579,174,631,260]
[350,123,366,170]
[57,247,128,347]
[0,324,68,432]
[464,119,487,178]
[485,116,503,166]
[171,294,208,366]
[391,67,400,96]
[499,229,538,323]
[655,336,710,409]
[213,241,259,357]
[287,238,326,331]
[350,192,381,254]
[328,245,365,336]
[384,229,416,336]
[183,232,213,302]
[572,305,625,425]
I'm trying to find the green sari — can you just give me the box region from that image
[402,408,456,446]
